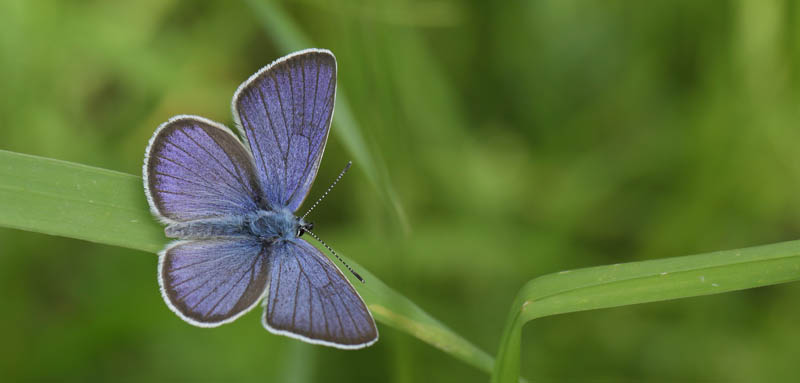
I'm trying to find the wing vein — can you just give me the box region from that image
[176,278,211,300]
[292,256,302,328]
[284,70,334,207]
[269,253,284,321]
[206,252,260,317]
[163,136,244,198]
[328,293,345,338]
[271,72,292,145]
[309,55,320,138]
[152,171,229,199]
[153,154,234,193]
[170,250,240,272]
[177,129,248,193]
[240,112,267,185]
[307,278,313,333]
[199,127,253,198]
[257,86,286,198]
[189,253,252,312]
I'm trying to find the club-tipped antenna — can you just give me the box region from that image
[304,230,364,283]
[302,161,352,220]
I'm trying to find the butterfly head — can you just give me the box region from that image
[297,221,314,237]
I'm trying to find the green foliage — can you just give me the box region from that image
[492,241,800,382]
[2,0,800,381]
[0,150,163,253]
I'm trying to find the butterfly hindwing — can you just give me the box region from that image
[159,238,269,326]
[232,49,336,212]
[263,239,378,349]
[144,115,262,222]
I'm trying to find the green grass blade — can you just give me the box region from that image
[342,256,495,375]
[243,0,410,234]
[491,241,800,382]
[0,149,492,376]
[0,150,165,253]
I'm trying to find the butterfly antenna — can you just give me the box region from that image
[304,230,365,283]
[302,161,352,220]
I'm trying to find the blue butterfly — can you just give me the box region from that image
[143,49,378,349]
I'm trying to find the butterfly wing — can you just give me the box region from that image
[144,115,263,223]
[232,49,336,212]
[159,238,269,326]
[263,240,378,349]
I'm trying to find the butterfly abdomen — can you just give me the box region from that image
[164,217,250,239]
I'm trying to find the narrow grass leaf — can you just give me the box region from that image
[491,241,800,382]
[340,255,496,375]
[0,150,165,252]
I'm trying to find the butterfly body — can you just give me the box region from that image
[143,49,378,349]
[163,208,309,243]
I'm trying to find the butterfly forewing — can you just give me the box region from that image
[233,49,336,212]
[263,240,378,349]
[145,116,262,222]
[160,238,269,326]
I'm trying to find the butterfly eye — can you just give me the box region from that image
[297,222,314,237]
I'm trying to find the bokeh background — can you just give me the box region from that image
[2,0,800,381]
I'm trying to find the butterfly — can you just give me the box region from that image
[142,49,378,349]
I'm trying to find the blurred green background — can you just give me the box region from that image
[2,0,800,381]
